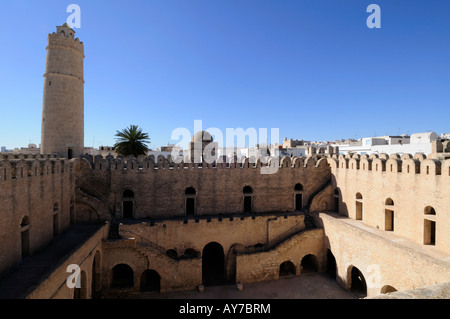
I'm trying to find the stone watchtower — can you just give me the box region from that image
[41,23,84,158]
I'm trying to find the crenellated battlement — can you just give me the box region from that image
[47,25,84,54]
[0,153,75,182]
[328,152,450,177]
[77,153,330,172]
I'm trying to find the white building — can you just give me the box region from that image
[337,132,438,156]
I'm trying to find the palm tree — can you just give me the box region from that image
[114,125,150,158]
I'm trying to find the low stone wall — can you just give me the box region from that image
[236,228,324,284]
[319,212,450,298]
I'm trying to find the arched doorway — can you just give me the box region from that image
[122,189,134,219]
[300,254,319,274]
[140,270,161,292]
[279,261,296,276]
[349,266,367,298]
[111,264,134,288]
[326,249,337,279]
[202,242,225,286]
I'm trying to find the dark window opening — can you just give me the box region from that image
[279,261,296,276]
[111,264,134,288]
[186,198,195,215]
[300,254,319,274]
[350,267,367,298]
[244,196,252,213]
[68,148,73,160]
[123,201,133,219]
[326,250,337,279]
[202,242,225,286]
[140,270,161,293]
[295,193,303,211]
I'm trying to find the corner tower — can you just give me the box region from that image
[41,23,84,158]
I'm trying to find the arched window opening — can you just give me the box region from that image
[294,183,303,191]
[243,186,253,194]
[185,187,196,195]
[166,249,178,258]
[424,206,436,215]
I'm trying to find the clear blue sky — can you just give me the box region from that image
[1,0,449,150]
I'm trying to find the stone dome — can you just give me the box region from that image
[192,131,213,143]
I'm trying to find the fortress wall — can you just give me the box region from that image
[320,212,450,298]
[329,154,450,254]
[119,214,305,257]
[77,155,331,219]
[0,157,76,274]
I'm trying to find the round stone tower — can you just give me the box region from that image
[41,23,84,158]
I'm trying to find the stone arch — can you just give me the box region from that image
[279,260,296,276]
[300,254,319,274]
[347,265,367,298]
[111,264,134,288]
[140,269,161,293]
[202,242,225,286]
